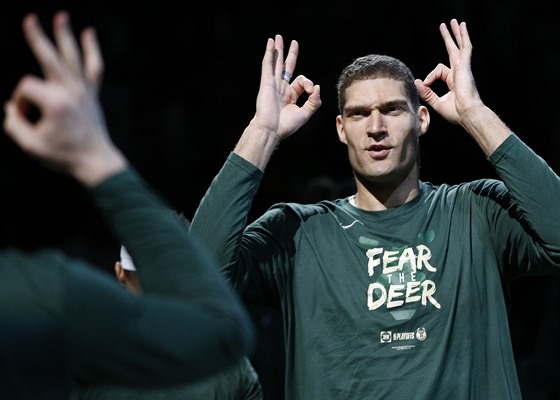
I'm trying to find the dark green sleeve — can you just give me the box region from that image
[67,167,255,385]
[189,153,293,306]
[190,153,263,275]
[489,134,560,260]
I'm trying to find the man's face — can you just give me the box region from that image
[336,78,428,188]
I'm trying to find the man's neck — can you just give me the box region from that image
[353,175,420,211]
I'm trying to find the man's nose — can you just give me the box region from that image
[367,110,386,135]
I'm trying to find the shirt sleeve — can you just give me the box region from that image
[189,152,264,278]
[489,133,560,264]
[67,167,256,386]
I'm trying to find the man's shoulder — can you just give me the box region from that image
[423,178,505,195]
[268,199,344,216]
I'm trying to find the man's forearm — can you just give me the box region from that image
[460,103,512,157]
[233,119,281,172]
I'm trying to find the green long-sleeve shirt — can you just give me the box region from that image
[0,168,255,400]
[190,134,560,399]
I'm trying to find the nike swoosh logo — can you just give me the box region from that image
[340,220,360,229]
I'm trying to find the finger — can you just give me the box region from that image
[459,21,472,56]
[81,27,104,93]
[273,34,285,80]
[282,39,299,82]
[289,75,322,119]
[3,100,44,155]
[439,21,459,56]
[421,63,450,86]
[288,75,309,103]
[300,84,322,122]
[291,75,317,97]
[414,79,439,105]
[22,13,65,82]
[449,19,462,48]
[260,37,275,85]
[53,11,83,77]
[10,76,52,114]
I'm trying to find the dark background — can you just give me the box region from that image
[1,1,559,398]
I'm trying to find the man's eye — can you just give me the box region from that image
[355,111,370,117]
[386,107,403,115]
[351,114,367,119]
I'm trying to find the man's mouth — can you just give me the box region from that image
[367,145,390,159]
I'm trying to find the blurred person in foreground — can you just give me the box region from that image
[70,245,263,400]
[0,10,254,400]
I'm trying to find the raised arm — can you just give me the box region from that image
[416,18,560,264]
[234,34,322,170]
[414,19,511,156]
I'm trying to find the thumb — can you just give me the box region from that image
[415,79,439,108]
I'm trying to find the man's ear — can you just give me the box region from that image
[418,105,430,137]
[336,115,348,144]
[114,261,126,286]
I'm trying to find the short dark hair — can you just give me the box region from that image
[336,54,419,115]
